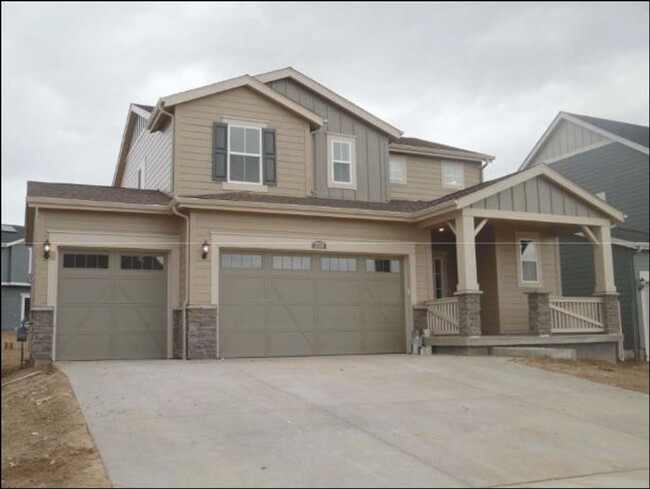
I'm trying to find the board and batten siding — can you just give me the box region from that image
[550,143,649,234]
[174,87,309,197]
[31,209,181,307]
[494,224,561,334]
[267,78,390,202]
[470,176,606,219]
[530,119,609,165]
[389,154,482,201]
[187,210,433,305]
[122,116,173,194]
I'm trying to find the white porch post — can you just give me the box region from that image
[592,225,617,294]
[455,211,480,293]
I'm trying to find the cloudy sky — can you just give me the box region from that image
[2,2,648,224]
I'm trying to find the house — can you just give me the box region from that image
[25,68,626,363]
[520,112,649,359]
[2,224,32,330]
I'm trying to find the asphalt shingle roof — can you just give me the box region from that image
[392,137,489,157]
[27,181,171,206]
[611,227,649,243]
[2,224,25,243]
[567,113,649,149]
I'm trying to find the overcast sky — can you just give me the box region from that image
[2,2,648,225]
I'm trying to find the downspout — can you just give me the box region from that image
[171,198,189,360]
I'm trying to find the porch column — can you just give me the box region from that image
[591,225,621,336]
[454,212,482,336]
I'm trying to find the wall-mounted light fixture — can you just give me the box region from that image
[43,239,51,259]
[638,277,647,290]
[438,227,445,233]
[201,240,210,260]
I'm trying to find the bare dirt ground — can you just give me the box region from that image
[1,366,111,488]
[2,331,29,377]
[515,357,649,394]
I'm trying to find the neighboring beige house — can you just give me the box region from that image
[25,68,625,363]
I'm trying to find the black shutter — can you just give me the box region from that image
[262,128,277,186]
[213,122,228,181]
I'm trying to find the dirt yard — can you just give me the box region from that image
[2,331,29,377]
[1,366,111,488]
[516,358,649,394]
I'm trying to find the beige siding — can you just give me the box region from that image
[389,154,482,201]
[32,209,180,306]
[470,176,606,218]
[174,87,310,197]
[531,119,609,165]
[493,223,560,334]
[123,116,173,193]
[476,227,500,334]
[188,210,433,304]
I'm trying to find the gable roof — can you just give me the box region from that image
[27,181,171,206]
[153,74,324,130]
[2,224,25,245]
[521,111,650,169]
[390,136,494,162]
[255,67,403,140]
[112,103,155,186]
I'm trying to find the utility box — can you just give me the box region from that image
[16,321,29,342]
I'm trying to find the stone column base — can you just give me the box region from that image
[186,305,217,359]
[31,307,54,362]
[525,291,551,336]
[172,309,183,359]
[595,293,622,335]
[455,291,482,336]
[412,305,428,334]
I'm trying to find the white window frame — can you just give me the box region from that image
[442,161,464,189]
[137,158,146,189]
[433,256,446,299]
[20,292,31,322]
[327,134,356,190]
[227,123,264,185]
[516,232,542,287]
[389,156,407,184]
[28,247,32,274]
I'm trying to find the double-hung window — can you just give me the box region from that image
[518,237,541,285]
[228,125,262,184]
[442,162,464,189]
[328,135,356,189]
[389,156,407,183]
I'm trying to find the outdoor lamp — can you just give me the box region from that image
[201,240,210,260]
[43,239,51,259]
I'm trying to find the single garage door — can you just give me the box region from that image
[56,251,167,360]
[219,251,406,358]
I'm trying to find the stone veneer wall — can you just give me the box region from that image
[30,307,54,362]
[597,293,622,335]
[412,306,428,333]
[186,306,217,359]
[172,309,183,359]
[526,291,551,335]
[457,292,481,336]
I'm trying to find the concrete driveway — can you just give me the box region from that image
[60,355,649,488]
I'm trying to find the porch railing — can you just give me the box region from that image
[549,297,605,334]
[427,297,460,335]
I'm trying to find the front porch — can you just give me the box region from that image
[411,166,625,362]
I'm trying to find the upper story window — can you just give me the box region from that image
[442,162,464,189]
[327,134,356,189]
[389,156,407,184]
[228,125,262,184]
[517,236,541,285]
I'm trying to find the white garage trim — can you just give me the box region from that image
[45,230,180,361]
[209,231,419,356]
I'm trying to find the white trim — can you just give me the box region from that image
[2,238,25,248]
[327,134,357,190]
[27,197,170,214]
[222,182,269,192]
[221,117,268,128]
[131,104,152,119]
[389,155,407,184]
[464,208,611,226]
[516,232,542,287]
[254,67,402,139]
[611,238,649,251]
[20,292,31,322]
[640,270,649,362]
[541,140,614,165]
[442,161,465,189]
[28,247,32,274]
[389,145,493,162]
[45,230,180,361]
[227,123,264,185]
[1,282,31,287]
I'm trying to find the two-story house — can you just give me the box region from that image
[25,68,626,363]
[520,112,649,359]
[2,224,32,330]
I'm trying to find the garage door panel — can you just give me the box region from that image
[316,305,363,331]
[220,333,266,358]
[115,279,166,303]
[317,332,362,355]
[268,332,316,356]
[362,331,406,353]
[57,306,112,334]
[267,305,315,330]
[269,278,315,303]
[363,306,405,331]
[114,333,167,359]
[316,280,362,304]
[57,333,113,361]
[219,304,265,332]
[220,277,266,302]
[58,278,112,304]
[114,305,167,333]
[362,281,404,305]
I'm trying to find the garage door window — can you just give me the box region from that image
[121,255,164,270]
[366,259,400,273]
[221,253,262,269]
[320,257,357,272]
[272,255,311,271]
[63,253,109,269]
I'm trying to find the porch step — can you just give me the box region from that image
[492,346,577,361]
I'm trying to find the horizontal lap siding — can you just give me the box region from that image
[174,87,308,197]
[494,224,560,334]
[123,117,173,193]
[32,209,180,307]
[188,210,432,305]
[389,155,482,201]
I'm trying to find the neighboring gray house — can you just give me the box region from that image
[520,112,649,358]
[2,224,32,330]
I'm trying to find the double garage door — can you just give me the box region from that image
[56,251,167,361]
[219,251,406,358]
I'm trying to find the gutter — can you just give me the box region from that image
[171,197,190,361]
